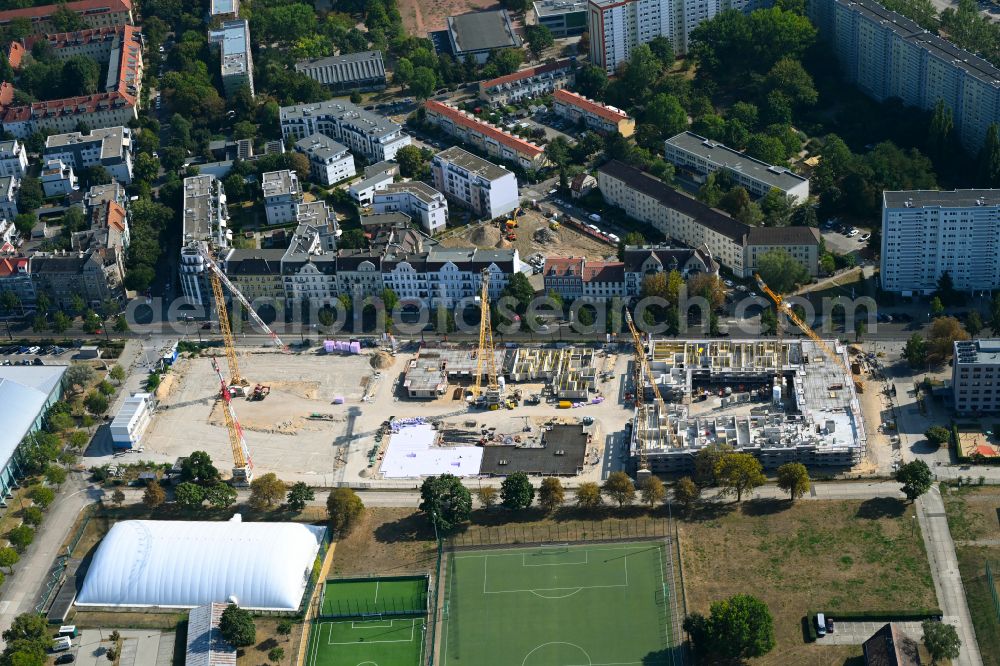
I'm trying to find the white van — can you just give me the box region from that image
[816,613,827,637]
[52,637,72,653]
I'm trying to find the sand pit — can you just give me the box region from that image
[371,351,394,370]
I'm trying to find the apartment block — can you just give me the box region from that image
[0,140,28,178]
[0,175,20,220]
[280,99,411,162]
[29,249,124,308]
[44,126,133,184]
[0,256,34,306]
[382,248,519,307]
[0,0,133,34]
[597,160,819,278]
[809,0,1000,153]
[533,0,588,37]
[622,245,717,295]
[208,19,254,98]
[424,100,547,169]
[543,256,586,299]
[261,170,302,226]
[349,167,394,206]
[373,182,449,234]
[552,89,635,136]
[221,249,285,302]
[478,59,575,106]
[76,182,129,254]
[180,175,230,306]
[281,203,339,308]
[24,25,125,60]
[587,0,766,73]
[664,131,810,203]
[431,147,518,220]
[210,0,239,20]
[953,340,1000,415]
[293,134,355,186]
[40,159,77,197]
[880,189,1000,295]
[1,24,142,137]
[294,51,387,93]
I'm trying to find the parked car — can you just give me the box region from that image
[27,346,39,354]
[846,229,859,237]
[860,233,871,241]
[55,654,75,664]
[825,617,835,634]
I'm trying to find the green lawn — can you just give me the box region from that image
[440,542,679,666]
[321,576,428,618]
[308,617,425,666]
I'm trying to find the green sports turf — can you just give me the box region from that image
[441,543,676,666]
[307,617,425,666]
[321,577,428,618]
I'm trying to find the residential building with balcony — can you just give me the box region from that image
[280,99,411,162]
[478,59,575,106]
[180,175,230,306]
[424,100,547,169]
[40,159,77,197]
[0,140,28,177]
[953,339,1000,415]
[552,89,635,136]
[293,134,355,186]
[431,146,518,220]
[262,170,303,226]
[208,19,254,98]
[880,189,1000,295]
[373,182,449,234]
[0,175,20,220]
[0,0,133,34]
[44,126,133,184]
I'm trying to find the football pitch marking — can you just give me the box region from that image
[521,550,587,567]
[480,548,630,597]
[323,619,418,645]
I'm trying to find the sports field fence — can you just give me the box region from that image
[445,515,671,550]
[987,560,1000,624]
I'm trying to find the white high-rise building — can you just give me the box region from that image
[587,0,765,73]
[880,190,1000,296]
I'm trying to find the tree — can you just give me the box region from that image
[602,471,636,508]
[977,123,1000,188]
[855,319,866,343]
[756,249,810,293]
[523,24,554,60]
[180,451,220,484]
[502,272,535,315]
[409,66,437,99]
[776,462,810,501]
[46,412,74,434]
[267,647,285,664]
[574,481,602,508]
[114,315,130,334]
[693,443,731,486]
[672,477,700,515]
[249,473,286,510]
[922,620,961,664]
[641,93,688,146]
[418,474,472,532]
[903,334,928,369]
[17,177,42,213]
[21,507,43,527]
[574,65,607,100]
[110,489,125,507]
[43,464,67,489]
[219,604,256,647]
[538,477,564,513]
[765,57,817,107]
[64,364,96,394]
[930,296,945,318]
[684,594,776,662]
[69,430,90,450]
[500,472,534,510]
[327,488,365,533]
[174,482,206,510]
[2,612,52,653]
[896,460,933,501]
[394,145,425,178]
[276,620,293,641]
[205,483,238,510]
[966,311,984,337]
[286,482,315,512]
[0,547,19,574]
[715,452,766,502]
[634,475,665,508]
[925,425,951,448]
[8,525,33,552]
[928,316,970,362]
[84,391,108,415]
[109,365,126,384]
[27,485,54,509]
[143,481,166,509]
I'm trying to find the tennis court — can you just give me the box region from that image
[321,576,428,618]
[308,617,426,666]
[440,542,678,666]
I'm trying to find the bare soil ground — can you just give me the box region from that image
[678,498,936,665]
[398,0,499,34]
[438,209,617,262]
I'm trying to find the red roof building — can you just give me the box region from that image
[478,59,575,105]
[424,100,546,170]
[553,89,634,137]
[0,0,133,33]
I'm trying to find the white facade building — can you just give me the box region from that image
[0,175,19,220]
[373,182,449,234]
[280,99,411,162]
[207,19,254,98]
[293,134,355,186]
[180,175,230,306]
[431,147,518,220]
[588,0,765,73]
[261,170,302,226]
[349,168,394,206]
[43,126,133,184]
[0,140,28,177]
[110,392,153,449]
[40,158,78,196]
[880,190,1000,295]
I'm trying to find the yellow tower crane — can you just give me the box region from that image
[754,274,862,390]
[471,269,502,408]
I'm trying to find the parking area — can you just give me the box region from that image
[816,620,925,646]
[73,629,173,666]
[821,219,873,256]
[0,343,74,366]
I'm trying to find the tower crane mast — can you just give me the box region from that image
[472,269,502,408]
[210,357,254,485]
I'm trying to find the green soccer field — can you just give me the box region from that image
[308,617,426,666]
[440,542,677,666]
[321,577,428,618]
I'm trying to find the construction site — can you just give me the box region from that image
[630,339,867,473]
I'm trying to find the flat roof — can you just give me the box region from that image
[665,131,808,191]
[294,133,348,161]
[480,423,588,475]
[280,98,402,140]
[45,126,130,160]
[599,160,748,242]
[835,0,1000,88]
[182,175,219,241]
[447,10,521,54]
[210,0,237,15]
[209,20,250,77]
[434,146,512,181]
[955,339,1000,365]
[884,189,1000,209]
[533,0,587,17]
[261,170,298,198]
[378,180,442,204]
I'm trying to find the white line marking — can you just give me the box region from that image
[351,620,392,629]
[322,619,418,646]
[486,583,627,595]
[374,580,379,606]
[521,551,588,567]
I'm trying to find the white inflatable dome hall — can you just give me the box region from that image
[77,516,326,610]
